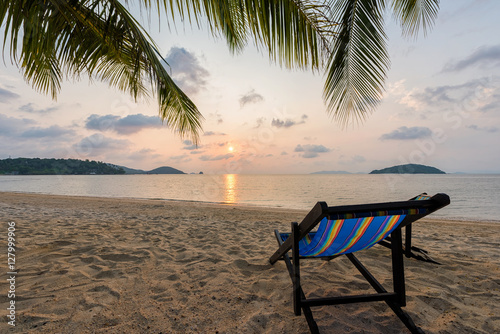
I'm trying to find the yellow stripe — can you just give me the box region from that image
[337,217,373,254]
[311,219,344,256]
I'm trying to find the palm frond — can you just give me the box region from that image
[152,0,334,69]
[242,0,334,70]
[324,0,389,124]
[1,0,203,143]
[391,0,439,38]
[3,0,438,136]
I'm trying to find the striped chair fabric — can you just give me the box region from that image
[281,205,429,258]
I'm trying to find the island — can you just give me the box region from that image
[369,164,446,174]
[120,166,185,174]
[146,166,185,174]
[0,158,187,175]
[0,158,125,175]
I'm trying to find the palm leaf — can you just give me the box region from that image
[323,0,439,124]
[4,1,438,136]
[1,0,202,142]
[152,0,334,69]
[391,0,439,38]
[324,0,389,124]
[2,0,334,142]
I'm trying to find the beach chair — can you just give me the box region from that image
[269,193,450,334]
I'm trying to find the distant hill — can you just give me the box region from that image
[119,165,185,174]
[147,166,185,174]
[0,158,125,175]
[120,166,147,174]
[0,158,187,175]
[370,164,445,174]
[311,170,351,174]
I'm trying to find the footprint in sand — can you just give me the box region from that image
[233,259,272,277]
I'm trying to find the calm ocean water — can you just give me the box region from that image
[1,174,499,222]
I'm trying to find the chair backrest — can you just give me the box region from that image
[297,214,408,257]
[269,193,450,264]
[287,193,449,257]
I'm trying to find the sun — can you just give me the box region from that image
[228,146,234,152]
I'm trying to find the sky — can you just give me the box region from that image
[1,1,499,174]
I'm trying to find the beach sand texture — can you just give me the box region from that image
[0,192,499,333]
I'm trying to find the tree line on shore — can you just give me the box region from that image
[0,158,125,175]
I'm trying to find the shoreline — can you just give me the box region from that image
[0,192,499,333]
[1,191,498,224]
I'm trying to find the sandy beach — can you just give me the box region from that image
[0,192,499,333]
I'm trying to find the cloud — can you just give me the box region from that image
[254,117,266,128]
[392,77,500,114]
[203,131,226,136]
[73,134,129,157]
[127,149,161,161]
[239,90,264,107]
[19,103,59,113]
[164,47,209,95]
[199,153,234,161]
[20,125,74,138]
[0,114,37,136]
[0,87,19,102]
[272,119,296,128]
[169,154,191,163]
[209,112,223,125]
[302,152,320,158]
[271,115,308,128]
[467,125,499,133]
[294,145,305,152]
[182,140,198,150]
[380,126,433,140]
[443,45,500,72]
[414,78,498,107]
[85,114,163,135]
[294,144,330,158]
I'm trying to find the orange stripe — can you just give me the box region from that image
[337,217,373,254]
[310,219,344,256]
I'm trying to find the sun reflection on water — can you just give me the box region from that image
[224,174,237,204]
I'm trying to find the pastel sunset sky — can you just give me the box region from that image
[1,1,499,174]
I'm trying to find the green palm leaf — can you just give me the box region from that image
[1,0,203,142]
[391,0,439,38]
[324,0,389,124]
[1,0,333,142]
[323,0,439,124]
[1,0,439,136]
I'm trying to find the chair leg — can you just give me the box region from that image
[405,224,412,258]
[274,229,319,333]
[292,222,301,316]
[391,228,406,306]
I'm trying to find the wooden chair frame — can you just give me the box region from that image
[269,193,450,334]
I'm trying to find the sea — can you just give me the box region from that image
[1,174,499,222]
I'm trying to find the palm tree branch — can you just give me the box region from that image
[240,0,334,69]
[1,0,203,142]
[391,0,439,38]
[324,0,389,124]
